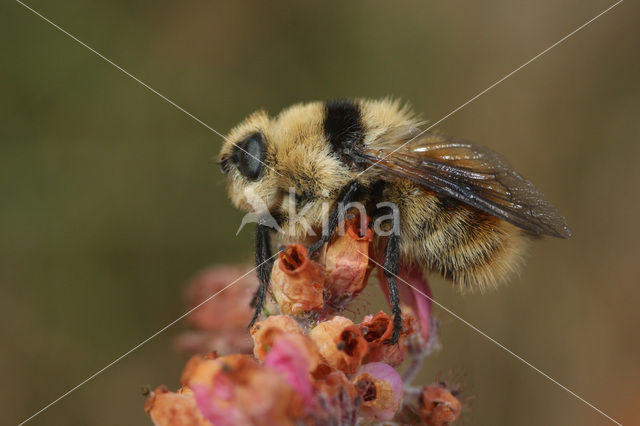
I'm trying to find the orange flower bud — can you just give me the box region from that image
[359,311,412,366]
[250,315,304,360]
[420,384,462,426]
[180,352,218,386]
[324,215,373,309]
[271,244,325,316]
[309,316,369,374]
[144,386,210,426]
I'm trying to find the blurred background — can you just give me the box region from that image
[1,0,639,424]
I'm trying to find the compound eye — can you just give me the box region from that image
[232,132,266,181]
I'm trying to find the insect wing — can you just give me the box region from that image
[362,128,571,238]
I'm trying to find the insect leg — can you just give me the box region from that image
[249,219,273,328]
[383,230,403,345]
[308,180,361,255]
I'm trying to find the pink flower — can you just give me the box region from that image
[352,362,404,421]
[188,354,305,426]
[264,335,315,407]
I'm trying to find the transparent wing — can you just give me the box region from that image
[360,127,571,238]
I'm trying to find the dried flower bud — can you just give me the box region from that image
[359,311,412,366]
[309,316,369,374]
[420,384,462,426]
[312,368,358,401]
[312,369,361,424]
[250,315,304,360]
[324,215,373,308]
[353,362,404,421]
[144,386,210,426]
[271,244,325,316]
[188,354,305,425]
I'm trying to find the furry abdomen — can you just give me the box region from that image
[377,179,527,291]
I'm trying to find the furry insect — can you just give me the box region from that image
[217,99,571,344]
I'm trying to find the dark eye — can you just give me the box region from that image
[232,132,266,181]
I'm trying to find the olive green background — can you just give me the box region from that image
[2,1,639,425]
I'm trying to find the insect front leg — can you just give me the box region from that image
[249,219,273,328]
[383,230,403,345]
[308,180,361,256]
